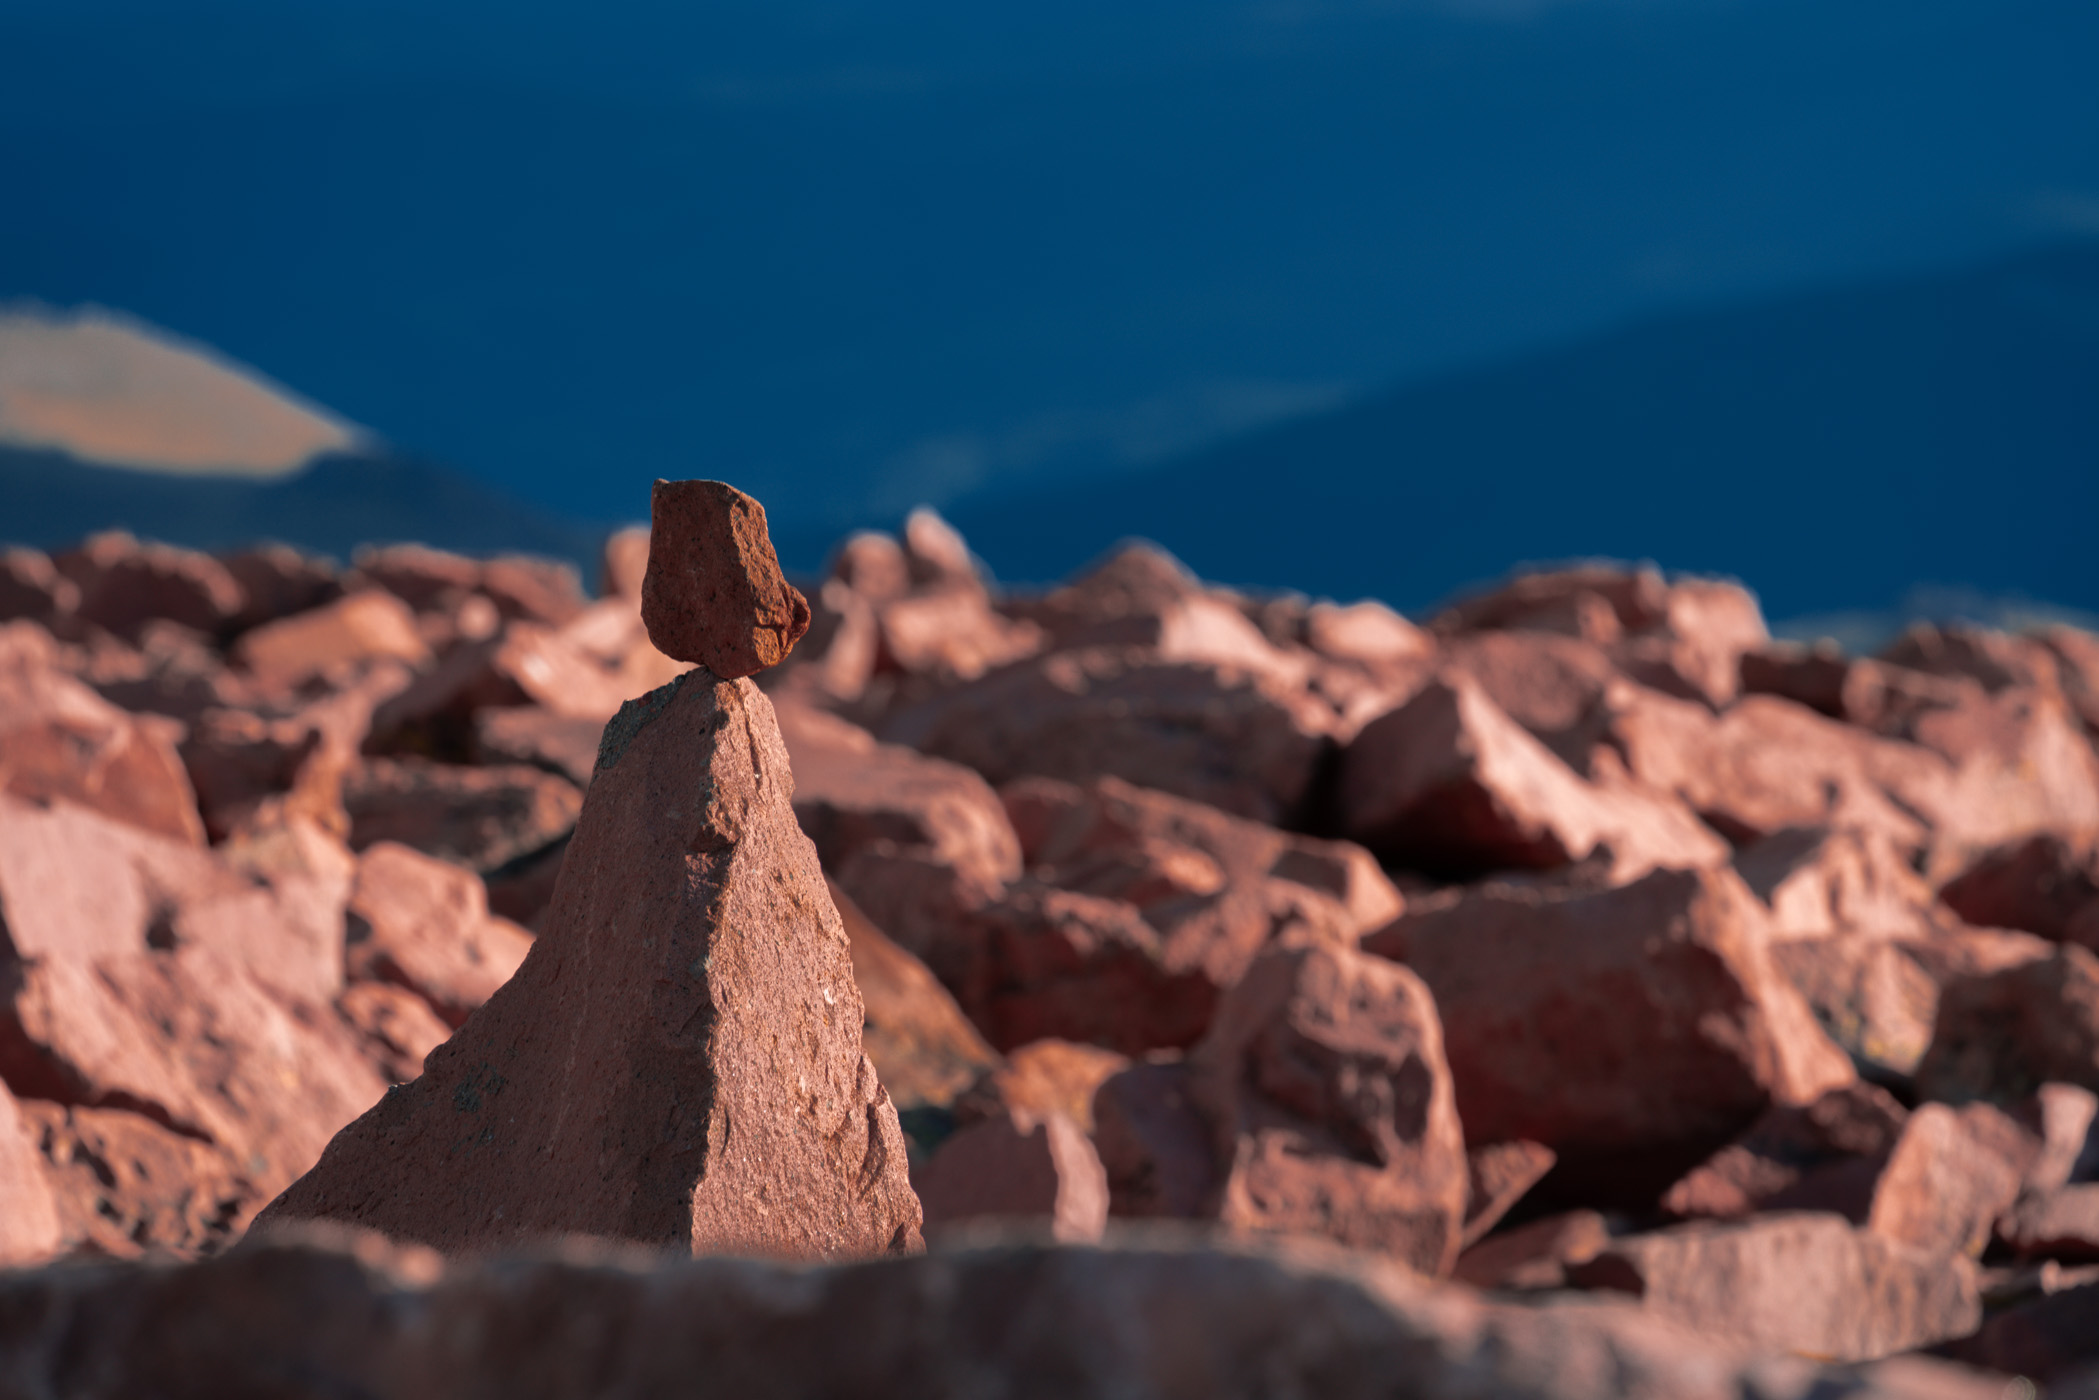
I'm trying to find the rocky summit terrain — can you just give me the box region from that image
[3,489,2099,1397]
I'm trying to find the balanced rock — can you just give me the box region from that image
[639,479,810,676]
[257,668,922,1257]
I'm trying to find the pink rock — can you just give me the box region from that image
[900,507,979,586]
[18,1100,256,1260]
[1367,867,1855,1186]
[0,1082,62,1266]
[345,841,533,1027]
[599,524,651,600]
[1916,945,2099,1102]
[0,547,80,623]
[1739,639,1852,718]
[1091,1059,1219,1220]
[830,880,999,1114]
[1880,622,2062,696]
[1863,1102,2026,1258]
[478,555,587,626]
[639,479,811,676]
[1660,1082,1909,1220]
[1570,1212,1981,1362]
[337,981,453,1084]
[1441,631,1620,769]
[1938,832,2099,945]
[1768,935,1942,1083]
[349,543,483,610]
[1,620,206,845]
[233,589,429,689]
[2040,623,2099,738]
[1999,1184,2099,1261]
[1735,826,1939,940]
[874,584,1043,685]
[830,530,912,601]
[1454,1210,1612,1290]
[883,644,1331,827]
[220,543,341,631]
[915,1106,1109,1243]
[471,706,606,788]
[256,669,922,1258]
[54,531,246,640]
[343,757,582,874]
[1301,599,1435,669]
[1338,677,1727,880]
[1463,1140,1558,1246]
[1189,941,1469,1275]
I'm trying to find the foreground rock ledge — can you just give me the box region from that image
[256,671,922,1257]
[0,1228,2011,1400]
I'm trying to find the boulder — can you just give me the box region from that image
[1188,941,1469,1275]
[1660,1082,1910,1220]
[1767,935,1942,1083]
[1338,677,1726,880]
[343,757,582,874]
[1,620,206,844]
[1455,1210,1613,1291]
[0,1230,2016,1400]
[18,1100,255,1260]
[1734,826,1939,940]
[233,589,429,690]
[0,1082,62,1266]
[478,555,587,626]
[1862,1102,2026,1258]
[0,547,80,623]
[1570,1212,1981,1363]
[882,645,1331,827]
[914,1106,1109,1243]
[219,543,342,632]
[1366,867,1856,1190]
[349,543,483,610]
[1999,1186,2099,1262]
[256,669,922,1259]
[1463,1140,1558,1246]
[1938,832,2099,946]
[1916,945,2099,1102]
[638,479,810,675]
[54,531,246,640]
[345,841,534,1027]
[829,880,999,1114]
[1091,1059,1220,1220]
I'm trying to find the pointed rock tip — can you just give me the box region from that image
[639,479,811,677]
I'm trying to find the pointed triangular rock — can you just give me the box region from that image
[258,483,921,1259]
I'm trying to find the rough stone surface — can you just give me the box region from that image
[1863,1102,2025,1258]
[1367,867,1855,1186]
[0,620,206,844]
[20,1100,256,1259]
[0,1230,2016,1400]
[1338,677,1726,880]
[1189,942,1470,1275]
[914,1106,1109,1243]
[638,479,810,676]
[1570,1212,1982,1363]
[1734,825,1939,940]
[1770,935,1943,1083]
[345,841,534,1027]
[256,672,922,1259]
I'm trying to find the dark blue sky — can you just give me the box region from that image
[2,0,2096,603]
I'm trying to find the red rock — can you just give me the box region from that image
[1,620,206,844]
[367,622,630,761]
[349,543,483,610]
[1934,1279,2099,1383]
[779,699,1022,890]
[233,589,429,689]
[479,555,587,626]
[1442,631,1620,769]
[1367,867,1855,1185]
[1735,826,1938,940]
[220,543,342,631]
[0,1082,62,1265]
[1570,1212,1981,1362]
[1862,1102,2025,1257]
[480,835,570,934]
[53,531,246,640]
[1938,832,2099,945]
[18,1100,255,1260]
[2020,1082,2099,1194]
[884,645,1331,827]
[337,981,453,1084]
[1739,639,1852,718]
[257,669,922,1258]
[1189,941,1469,1275]
[343,756,582,874]
[472,705,606,787]
[2,1229,2018,1400]
[75,619,257,723]
[345,841,533,1027]
[1463,1140,1558,1246]
[1431,563,1674,640]
[1880,622,2061,695]
[1617,578,1770,707]
[830,530,912,601]
[914,1105,1109,1243]
[639,479,810,676]
[1338,677,1727,880]
[1916,945,2099,1103]
[874,584,1043,685]
[1302,599,1436,668]
[556,595,691,703]
[0,547,80,623]
[952,1038,1128,1135]
[900,506,979,586]
[1454,1210,1613,1290]
[2041,623,2099,737]
[1768,935,1941,1083]
[830,880,999,1113]
[1661,1082,1909,1220]
[1091,1059,1220,1219]
[1999,1185,2099,1261]
[599,524,650,600]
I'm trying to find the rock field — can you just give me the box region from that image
[2,489,2099,1396]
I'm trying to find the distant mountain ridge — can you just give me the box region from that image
[944,241,2099,622]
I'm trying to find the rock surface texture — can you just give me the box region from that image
[638,478,810,676]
